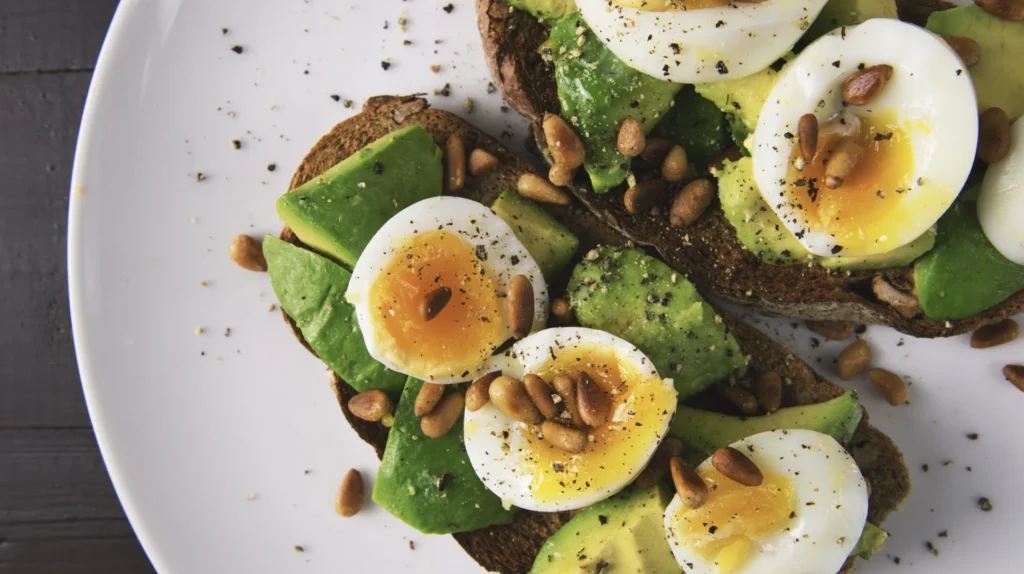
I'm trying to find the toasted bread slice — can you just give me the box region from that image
[278,95,910,574]
[475,0,1024,338]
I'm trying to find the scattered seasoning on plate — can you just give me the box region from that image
[464,97,474,113]
[231,45,243,54]
[196,172,207,182]
[978,497,993,511]
[409,541,415,551]
[231,139,241,149]
[268,304,277,312]
[434,83,451,97]
[330,94,341,102]
[221,28,229,35]
[938,530,948,538]
[343,99,353,108]
[925,541,939,556]
[430,64,441,73]
[921,464,929,472]
[381,59,392,71]
[967,432,979,440]
[223,328,232,337]
[267,163,277,172]
[487,82,497,94]
[293,546,305,553]
[194,327,204,335]
[443,3,454,13]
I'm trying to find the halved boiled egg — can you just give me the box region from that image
[979,117,1024,265]
[665,429,869,574]
[464,327,678,512]
[346,197,548,384]
[576,0,828,84]
[753,19,978,257]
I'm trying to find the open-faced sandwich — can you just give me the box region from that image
[234,95,911,573]
[476,0,1024,337]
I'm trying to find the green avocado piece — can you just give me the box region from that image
[262,236,405,394]
[545,18,681,193]
[530,485,677,574]
[696,61,784,135]
[651,86,731,170]
[852,523,889,560]
[669,391,863,457]
[568,246,748,399]
[927,5,1024,121]
[506,0,576,19]
[491,189,579,282]
[276,125,443,267]
[717,157,936,270]
[373,377,515,534]
[804,0,897,45]
[914,200,1024,320]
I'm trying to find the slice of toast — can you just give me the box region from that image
[278,95,910,574]
[475,0,1024,338]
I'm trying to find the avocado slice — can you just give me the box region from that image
[276,125,443,267]
[506,0,576,19]
[650,86,731,170]
[263,236,405,394]
[717,157,936,270]
[852,523,889,560]
[669,391,863,458]
[804,0,897,45]
[914,200,1024,321]
[927,5,1024,122]
[491,189,579,282]
[373,377,515,534]
[530,485,677,574]
[568,246,748,399]
[696,62,784,138]
[545,18,681,193]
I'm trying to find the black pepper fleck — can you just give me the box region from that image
[230,45,243,54]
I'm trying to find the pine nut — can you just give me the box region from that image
[711,446,763,486]
[975,0,1024,21]
[468,148,499,176]
[640,138,672,165]
[837,340,872,380]
[550,298,574,326]
[421,392,465,438]
[542,114,586,169]
[798,114,819,161]
[348,390,392,422]
[755,371,783,413]
[617,118,646,158]
[807,319,855,341]
[335,469,364,517]
[507,275,534,340]
[420,287,452,322]
[978,107,1012,164]
[635,438,685,489]
[715,384,759,415]
[444,134,466,192]
[577,372,610,427]
[466,371,500,412]
[489,376,544,424]
[524,374,561,419]
[517,173,572,205]
[670,456,709,509]
[1004,365,1024,392]
[942,35,982,67]
[868,368,908,406]
[541,420,587,454]
[971,319,1019,349]
[229,234,267,271]
[662,145,689,182]
[548,163,575,187]
[552,374,585,428]
[669,178,714,227]
[414,383,445,417]
[842,64,893,106]
[824,137,864,189]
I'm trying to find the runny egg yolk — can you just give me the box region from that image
[368,229,506,378]
[519,346,675,504]
[612,0,730,10]
[784,111,916,253]
[673,468,797,574]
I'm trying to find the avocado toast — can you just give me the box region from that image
[263,95,910,573]
[475,0,1024,338]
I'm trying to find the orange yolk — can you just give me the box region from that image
[519,346,676,504]
[368,229,506,379]
[673,468,797,574]
[784,112,916,254]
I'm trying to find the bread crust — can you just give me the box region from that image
[279,95,909,573]
[475,0,1022,338]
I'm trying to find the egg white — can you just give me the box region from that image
[664,429,869,574]
[753,18,978,257]
[576,0,828,84]
[345,196,548,384]
[463,327,677,512]
[979,117,1024,265]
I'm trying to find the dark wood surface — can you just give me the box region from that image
[0,1,155,572]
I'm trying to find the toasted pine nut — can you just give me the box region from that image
[542,114,585,169]
[421,392,465,438]
[468,148,499,176]
[635,438,685,489]
[715,384,759,415]
[489,376,544,424]
[335,469,364,517]
[978,107,1012,164]
[942,35,982,67]
[552,374,585,428]
[508,275,534,340]
[837,340,872,380]
[975,0,1024,21]
[868,368,909,406]
[548,163,575,187]
[842,64,893,106]
[444,134,466,192]
[1004,365,1024,392]
[576,372,610,427]
[420,287,452,322]
[550,298,574,326]
[229,234,267,271]
[348,390,392,422]
[617,118,646,158]
[466,371,500,412]
[518,173,572,205]
[662,145,689,183]
[971,319,1019,349]
[624,180,666,214]
[798,114,819,161]
[806,320,855,341]
[755,371,783,413]
[670,456,709,509]
[523,374,561,419]
[541,420,587,454]
[414,383,445,417]
[824,137,864,189]
[669,178,714,227]
[640,138,672,165]
[711,446,763,486]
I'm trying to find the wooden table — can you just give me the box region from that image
[0,1,154,571]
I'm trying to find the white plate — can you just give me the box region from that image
[68,1,1024,572]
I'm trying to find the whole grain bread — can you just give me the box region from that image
[278,95,909,574]
[475,0,1024,338]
